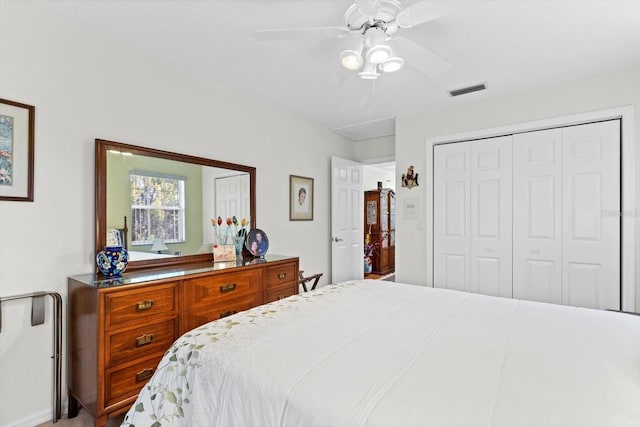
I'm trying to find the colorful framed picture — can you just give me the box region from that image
[289,175,314,221]
[0,98,35,201]
[245,228,269,257]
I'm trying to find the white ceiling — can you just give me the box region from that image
[43,0,640,141]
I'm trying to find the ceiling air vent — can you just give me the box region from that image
[449,82,487,97]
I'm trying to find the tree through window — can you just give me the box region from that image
[130,171,185,244]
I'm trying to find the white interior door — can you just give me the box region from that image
[433,143,470,291]
[331,156,363,283]
[561,120,620,310]
[513,128,563,304]
[215,174,250,221]
[470,136,513,298]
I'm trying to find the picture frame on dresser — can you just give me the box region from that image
[0,98,35,202]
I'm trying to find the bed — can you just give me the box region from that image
[122,280,640,426]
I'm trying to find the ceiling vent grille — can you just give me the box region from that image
[449,82,487,97]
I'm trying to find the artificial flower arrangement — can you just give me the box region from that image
[210,215,250,245]
[364,227,388,257]
[364,237,381,258]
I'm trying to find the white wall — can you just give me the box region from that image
[395,66,640,310]
[353,135,395,163]
[363,165,396,193]
[0,2,352,425]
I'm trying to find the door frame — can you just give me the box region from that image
[425,106,636,312]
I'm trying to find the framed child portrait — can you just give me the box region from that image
[289,175,313,221]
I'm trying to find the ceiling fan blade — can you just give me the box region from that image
[394,37,451,78]
[355,0,381,18]
[395,0,478,28]
[253,26,350,41]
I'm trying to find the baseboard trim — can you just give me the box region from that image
[4,408,53,427]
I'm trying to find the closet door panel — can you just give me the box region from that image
[434,143,470,291]
[470,136,513,298]
[562,120,620,310]
[513,129,563,304]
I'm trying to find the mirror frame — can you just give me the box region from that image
[96,139,256,271]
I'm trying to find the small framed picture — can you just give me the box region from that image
[290,175,314,221]
[213,244,236,262]
[106,228,124,247]
[245,228,269,257]
[0,98,35,202]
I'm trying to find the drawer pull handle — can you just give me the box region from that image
[278,273,287,280]
[135,333,154,347]
[136,300,154,311]
[220,310,237,319]
[219,283,237,293]
[135,368,154,382]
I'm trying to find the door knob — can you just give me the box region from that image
[332,236,344,242]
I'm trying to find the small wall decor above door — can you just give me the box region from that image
[0,98,35,202]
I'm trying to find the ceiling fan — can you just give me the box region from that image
[253,0,470,80]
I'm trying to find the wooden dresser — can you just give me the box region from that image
[67,255,299,427]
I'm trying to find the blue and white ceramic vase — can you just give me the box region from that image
[364,256,373,273]
[96,246,129,278]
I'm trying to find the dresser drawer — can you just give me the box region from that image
[181,294,260,333]
[183,270,261,310]
[106,318,178,367]
[105,282,178,330]
[265,262,297,289]
[265,283,297,303]
[105,355,163,407]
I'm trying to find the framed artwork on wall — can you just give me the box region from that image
[0,98,35,202]
[289,175,314,221]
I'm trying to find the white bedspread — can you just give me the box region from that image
[122,280,640,427]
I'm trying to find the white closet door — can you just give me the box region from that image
[433,143,470,291]
[562,120,620,310]
[513,129,563,304]
[470,136,513,298]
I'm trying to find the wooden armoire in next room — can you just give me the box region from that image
[364,188,395,275]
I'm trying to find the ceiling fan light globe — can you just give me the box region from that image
[358,60,380,79]
[380,56,404,72]
[340,50,364,70]
[366,44,392,64]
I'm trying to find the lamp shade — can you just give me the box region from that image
[379,56,405,72]
[364,27,391,64]
[340,34,364,70]
[340,50,364,70]
[358,60,380,80]
[150,238,168,253]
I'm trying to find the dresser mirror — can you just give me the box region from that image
[96,139,256,270]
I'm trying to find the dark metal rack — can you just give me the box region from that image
[0,291,62,423]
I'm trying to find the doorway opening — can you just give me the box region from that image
[363,162,396,281]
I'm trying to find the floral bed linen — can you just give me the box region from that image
[122,280,640,427]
